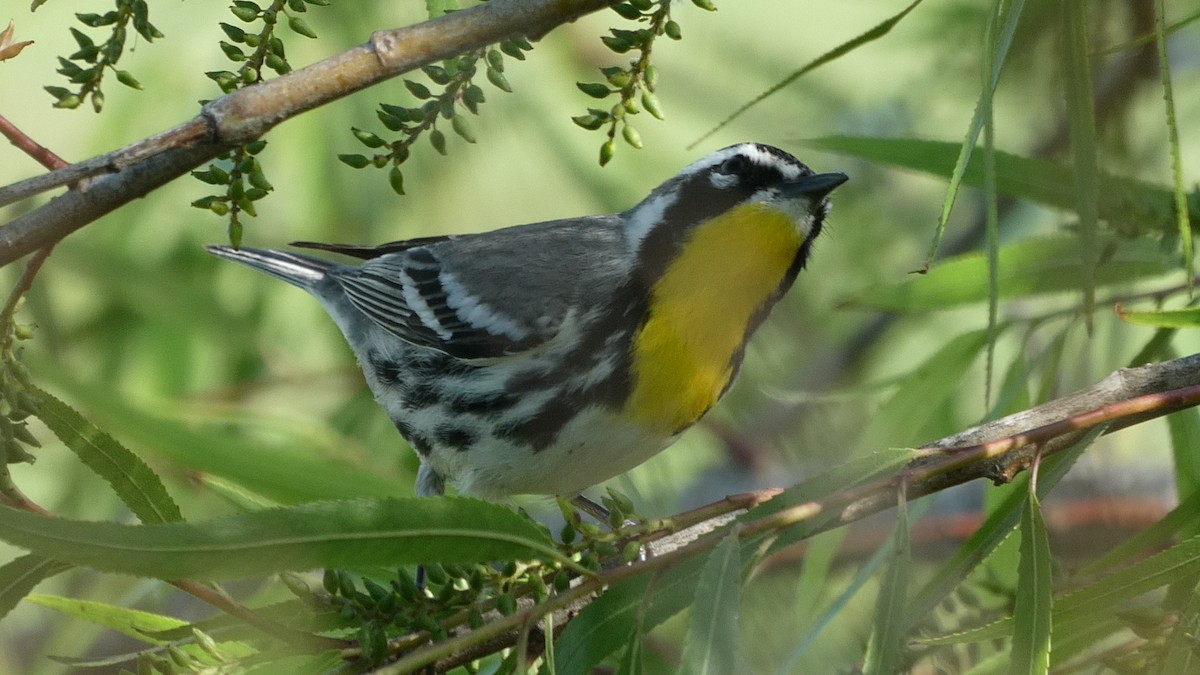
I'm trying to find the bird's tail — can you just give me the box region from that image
[206,245,335,289]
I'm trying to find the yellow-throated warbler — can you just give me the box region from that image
[208,143,846,506]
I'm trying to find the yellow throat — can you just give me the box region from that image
[625,202,805,433]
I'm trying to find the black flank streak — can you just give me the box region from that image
[436,426,477,453]
[496,282,643,452]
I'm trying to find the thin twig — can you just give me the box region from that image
[0,114,68,171]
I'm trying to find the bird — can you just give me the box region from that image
[208,143,847,516]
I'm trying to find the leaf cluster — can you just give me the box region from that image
[42,0,161,112]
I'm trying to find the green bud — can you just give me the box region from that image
[281,572,311,598]
[404,79,431,100]
[577,82,611,99]
[622,540,642,563]
[243,33,260,47]
[288,16,317,38]
[337,153,370,169]
[421,64,450,84]
[642,91,664,119]
[499,39,526,61]
[219,22,246,42]
[604,69,632,89]
[468,609,484,629]
[600,35,633,53]
[451,115,476,143]
[599,139,616,166]
[496,593,517,616]
[230,5,258,22]
[486,67,512,93]
[644,65,659,92]
[664,20,682,40]
[629,0,653,9]
[219,41,245,62]
[388,166,405,195]
[90,91,104,113]
[692,0,717,8]
[352,127,385,148]
[424,563,448,586]
[485,48,504,72]
[571,113,605,131]
[612,3,642,20]
[429,129,447,155]
[554,570,571,592]
[210,201,230,216]
[560,521,577,543]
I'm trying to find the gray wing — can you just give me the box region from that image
[326,216,629,360]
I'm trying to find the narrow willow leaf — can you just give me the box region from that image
[860,329,992,450]
[688,0,923,149]
[1169,405,1200,521]
[1008,476,1051,675]
[0,554,70,621]
[1158,576,1200,674]
[38,367,403,502]
[924,0,1025,263]
[27,594,187,643]
[1117,305,1200,328]
[845,236,1175,313]
[801,137,1176,231]
[1077,486,1200,577]
[677,532,742,675]
[927,533,1200,647]
[33,386,182,524]
[909,425,1103,619]
[614,624,644,675]
[1062,0,1100,327]
[1154,0,1193,291]
[556,554,706,672]
[0,497,561,580]
[863,492,911,675]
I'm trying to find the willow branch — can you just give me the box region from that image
[381,352,1200,671]
[0,0,619,267]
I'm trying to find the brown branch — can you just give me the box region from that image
[377,352,1200,671]
[0,114,68,171]
[0,0,620,266]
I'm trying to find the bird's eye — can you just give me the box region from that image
[719,155,749,176]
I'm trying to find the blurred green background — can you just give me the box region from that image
[1,0,1199,672]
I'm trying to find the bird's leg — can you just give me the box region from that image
[413,463,448,591]
[570,494,648,563]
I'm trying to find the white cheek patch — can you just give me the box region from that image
[624,190,678,251]
[749,188,819,240]
[439,271,530,341]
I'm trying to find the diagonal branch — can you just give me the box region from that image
[0,0,619,267]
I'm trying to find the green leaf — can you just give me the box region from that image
[1008,478,1051,675]
[0,497,562,581]
[863,494,911,675]
[0,555,71,621]
[614,625,644,675]
[1062,0,1100,326]
[37,366,403,503]
[677,532,741,675]
[33,386,182,525]
[1159,575,1200,674]
[1118,305,1200,328]
[689,0,923,148]
[556,554,706,672]
[1154,0,1193,292]
[909,425,1102,620]
[859,329,991,450]
[801,137,1176,230]
[26,594,188,644]
[845,236,1175,313]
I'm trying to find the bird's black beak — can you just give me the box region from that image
[780,172,849,199]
